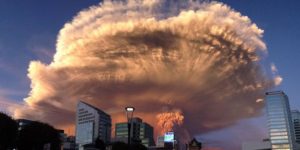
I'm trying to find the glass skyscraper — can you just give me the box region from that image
[75,101,111,148]
[265,91,296,150]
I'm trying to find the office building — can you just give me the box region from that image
[156,136,165,147]
[75,101,111,147]
[265,91,296,150]
[115,117,155,147]
[188,138,202,150]
[63,136,76,150]
[292,110,300,144]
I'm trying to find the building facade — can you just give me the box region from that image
[292,110,300,144]
[115,117,154,147]
[265,91,296,150]
[156,136,165,147]
[75,101,111,147]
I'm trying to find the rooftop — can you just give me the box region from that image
[79,101,111,117]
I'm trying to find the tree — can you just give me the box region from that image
[129,143,147,150]
[95,136,106,150]
[0,112,18,150]
[17,121,61,150]
[111,141,128,150]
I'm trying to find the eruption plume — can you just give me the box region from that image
[157,110,184,134]
[14,0,279,143]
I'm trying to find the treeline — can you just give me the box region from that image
[0,112,148,150]
[0,112,61,150]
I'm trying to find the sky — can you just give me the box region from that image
[0,0,300,149]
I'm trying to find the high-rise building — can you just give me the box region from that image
[115,117,155,147]
[75,101,111,147]
[292,110,300,144]
[265,91,296,150]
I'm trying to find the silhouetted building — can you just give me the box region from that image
[115,117,155,147]
[150,133,180,150]
[16,119,33,131]
[63,136,76,150]
[75,101,111,149]
[265,91,296,149]
[188,138,202,150]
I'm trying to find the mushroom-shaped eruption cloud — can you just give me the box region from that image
[14,0,279,141]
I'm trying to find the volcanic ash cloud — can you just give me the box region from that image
[15,0,279,139]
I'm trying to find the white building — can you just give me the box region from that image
[265,91,296,150]
[75,101,111,148]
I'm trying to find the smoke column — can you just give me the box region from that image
[14,0,281,143]
[157,109,184,134]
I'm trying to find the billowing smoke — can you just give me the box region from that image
[14,0,279,142]
[157,109,184,134]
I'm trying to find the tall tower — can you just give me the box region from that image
[75,101,111,147]
[265,91,296,150]
[291,110,300,144]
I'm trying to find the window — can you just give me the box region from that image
[271,139,289,144]
[270,135,288,140]
[270,132,288,136]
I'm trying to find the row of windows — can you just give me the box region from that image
[270,132,288,136]
[270,128,287,132]
[116,128,128,132]
[79,116,94,121]
[266,101,283,106]
[268,120,286,124]
[268,111,285,115]
[269,118,286,122]
[270,135,288,140]
[272,144,290,149]
[116,124,128,127]
[269,124,287,129]
[78,108,85,111]
[78,112,93,117]
[271,139,289,144]
[267,106,284,111]
[267,103,284,107]
[78,120,94,124]
[78,110,89,114]
[268,114,285,119]
[267,106,286,111]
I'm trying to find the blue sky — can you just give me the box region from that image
[220,0,300,109]
[0,0,299,148]
[0,0,98,101]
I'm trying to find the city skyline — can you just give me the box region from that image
[0,1,300,150]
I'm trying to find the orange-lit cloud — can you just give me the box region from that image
[157,110,184,134]
[14,0,278,143]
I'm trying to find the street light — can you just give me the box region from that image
[125,106,135,146]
